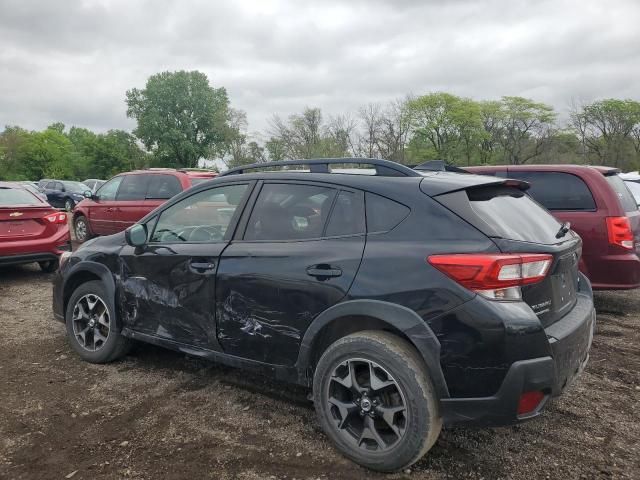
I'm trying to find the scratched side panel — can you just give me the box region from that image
[216,236,366,365]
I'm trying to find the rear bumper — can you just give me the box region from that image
[0,227,71,258]
[585,252,640,290]
[0,239,72,267]
[441,274,595,427]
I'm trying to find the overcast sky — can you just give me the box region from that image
[1,0,639,137]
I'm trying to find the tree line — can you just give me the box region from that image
[1,70,640,181]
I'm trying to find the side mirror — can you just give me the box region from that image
[83,190,92,199]
[125,224,147,248]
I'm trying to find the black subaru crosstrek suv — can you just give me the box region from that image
[52,158,595,472]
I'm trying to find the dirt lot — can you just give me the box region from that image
[0,264,638,480]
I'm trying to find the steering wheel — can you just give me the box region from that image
[156,229,188,242]
[188,225,224,242]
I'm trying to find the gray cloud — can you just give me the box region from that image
[0,0,638,135]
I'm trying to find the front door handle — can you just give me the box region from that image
[306,264,342,278]
[189,260,217,274]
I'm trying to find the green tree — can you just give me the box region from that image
[0,126,30,180]
[126,70,230,168]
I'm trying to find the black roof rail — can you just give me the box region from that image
[414,160,469,174]
[219,158,422,178]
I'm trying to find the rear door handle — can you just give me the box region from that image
[306,265,342,278]
[189,260,217,274]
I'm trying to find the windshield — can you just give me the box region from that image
[0,187,41,205]
[63,181,90,193]
[606,174,637,213]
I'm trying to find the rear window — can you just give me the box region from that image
[507,171,596,211]
[606,174,637,213]
[468,186,563,244]
[0,187,40,205]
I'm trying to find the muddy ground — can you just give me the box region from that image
[0,264,638,480]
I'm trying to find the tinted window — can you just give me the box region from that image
[469,186,562,244]
[55,182,64,191]
[45,181,56,189]
[325,191,365,237]
[190,177,214,187]
[0,187,41,205]
[116,175,149,201]
[366,193,410,233]
[146,174,182,199]
[245,183,337,241]
[509,171,596,211]
[150,184,248,243]
[606,174,637,212]
[97,176,124,201]
[62,181,90,193]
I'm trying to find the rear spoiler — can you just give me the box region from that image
[413,160,470,174]
[419,172,530,197]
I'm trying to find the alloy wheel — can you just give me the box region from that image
[327,358,408,452]
[75,219,87,241]
[72,294,110,351]
[65,199,74,211]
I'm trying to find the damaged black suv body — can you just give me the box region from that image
[52,158,595,472]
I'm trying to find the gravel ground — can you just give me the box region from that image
[0,264,638,480]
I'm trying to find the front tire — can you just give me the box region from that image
[313,331,442,472]
[65,280,132,363]
[74,215,92,243]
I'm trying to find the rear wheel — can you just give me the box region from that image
[64,198,75,212]
[313,331,442,472]
[74,215,92,243]
[38,260,58,273]
[65,280,133,363]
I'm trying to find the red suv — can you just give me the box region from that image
[466,165,640,290]
[72,169,217,242]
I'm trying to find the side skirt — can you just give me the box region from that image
[121,328,303,385]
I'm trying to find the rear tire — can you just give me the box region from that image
[65,280,133,363]
[65,198,75,212]
[38,260,58,273]
[74,215,92,243]
[313,331,442,472]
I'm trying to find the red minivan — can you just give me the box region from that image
[465,165,640,290]
[72,169,217,243]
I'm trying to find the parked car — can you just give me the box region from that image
[42,180,91,211]
[0,182,71,272]
[53,158,595,472]
[466,165,640,290]
[37,178,53,190]
[620,172,640,206]
[72,168,217,243]
[82,178,106,194]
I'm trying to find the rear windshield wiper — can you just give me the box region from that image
[555,221,571,239]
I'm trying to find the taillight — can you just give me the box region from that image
[606,216,634,250]
[44,212,68,224]
[517,391,545,416]
[427,253,552,300]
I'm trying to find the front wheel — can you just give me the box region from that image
[74,215,92,243]
[65,280,133,363]
[313,331,442,472]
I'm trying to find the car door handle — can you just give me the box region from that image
[306,265,342,278]
[189,260,217,273]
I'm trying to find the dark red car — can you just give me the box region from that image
[0,182,71,272]
[72,169,217,242]
[466,165,640,290]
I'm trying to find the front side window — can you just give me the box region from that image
[97,176,124,201]
[244,183,337,241]
[116,175,149,201]
[150,184,248,243]
[146,174,182,200]
[510,171,596,211]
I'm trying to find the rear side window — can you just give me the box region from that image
[244,183,337,241]
[366,193,410,233]
[0,187,40,205]
[146,174,182,199]
[468,186,562,244]
[606,174,637,213]
[325,191,365,237]
[508,171,596,211]
[116,175,149,201]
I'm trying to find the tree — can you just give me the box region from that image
[126,70,231,168]
[495,96,556,164]
[0,126,29,180]
[15,125,76,180]
[570,98,640,168]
